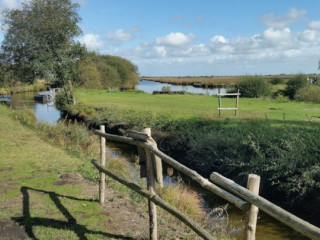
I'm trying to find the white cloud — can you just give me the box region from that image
[262,28,291,42]
[153,46,166,57]
[155,32,194,47]
[107,27,140,42]
[261,8,307,29]
[299,29,318,42]
[117,22,318,62]
[78,34,104,51]
[308,20,320,30]
[1,0,18,9]
[210,35,227,44]
[261,27,292,48]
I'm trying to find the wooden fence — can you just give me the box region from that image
[218,89,240,116]
[92,126,320,240]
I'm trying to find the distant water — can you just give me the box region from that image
[136,79,227,95]
[10,90,60,124]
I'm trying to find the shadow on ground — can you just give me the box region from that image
[12,186,137,240]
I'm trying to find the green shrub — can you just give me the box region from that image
[284,74,308,99]
[180,120,320,204]
[234,77,271,98]
[161,86,171,93]
[295,85,320,103]
[54,91,69,110]
[270,77,284,85]
[54,88,76,111]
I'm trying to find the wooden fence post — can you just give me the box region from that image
[235,89,240,117]
[142,128,158,240]
[244,174,260,240]
[99,125,106,205]
[218,88,221,116]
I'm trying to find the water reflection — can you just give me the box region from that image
[10,90,61,124]
[136,79,227,95]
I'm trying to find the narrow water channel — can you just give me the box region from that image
[136,79,227,95]
[9,89,309,240]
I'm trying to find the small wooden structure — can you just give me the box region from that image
[217,89,240,116]
[34,94,52,103]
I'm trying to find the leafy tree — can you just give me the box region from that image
[77,52,139,89]
[77,59,102,89]
[0,0,86,86]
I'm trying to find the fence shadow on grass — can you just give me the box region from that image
[12,186,136,240]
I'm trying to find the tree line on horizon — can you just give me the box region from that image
[0,0,139,90]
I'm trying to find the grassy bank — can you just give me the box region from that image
[0,106,108,239]
[0,81,47,95]
[61,89,320,225]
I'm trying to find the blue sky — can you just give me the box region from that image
[1,0,320,76]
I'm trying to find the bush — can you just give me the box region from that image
[270,77,284,85]
[284,74,308,99]
[161,86,171,93]
[295,85,320,103]
[180,120,320,203]
[54,91,69,110]
[234,77,271,98]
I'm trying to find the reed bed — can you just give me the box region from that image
[141,74,318,87]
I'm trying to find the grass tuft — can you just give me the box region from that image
[159,184,204,221]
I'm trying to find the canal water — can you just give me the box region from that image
[9,87,309,240]
[10,90,60,124]
[136,79,227,95]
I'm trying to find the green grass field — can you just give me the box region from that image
[75,89,320,122]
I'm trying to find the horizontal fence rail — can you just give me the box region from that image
[94,130,250,211]
[210,172,320,240]
[91,159,216,240]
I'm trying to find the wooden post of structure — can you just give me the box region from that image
[99,125,106,205]
[142,128,158,240]
[244,174,260,240]
[218,88,221,116]
[235,89,240,117]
